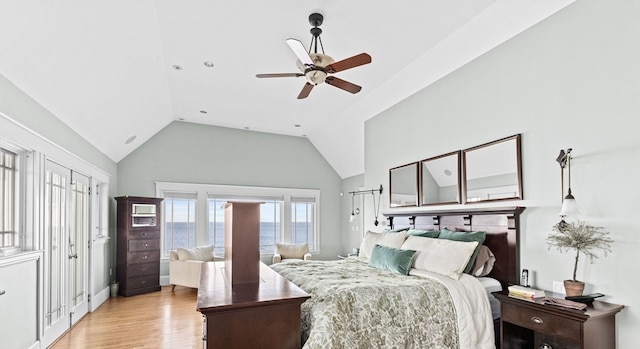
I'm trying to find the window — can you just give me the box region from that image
[163,194,197,257]
[157,182,320,258]
[291,197,315,248]
[0,147,18,249]
[208,197,283,255]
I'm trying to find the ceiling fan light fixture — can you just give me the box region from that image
[257,13,371,99]
[305,70,327,85]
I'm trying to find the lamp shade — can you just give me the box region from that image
[559,190,578,218]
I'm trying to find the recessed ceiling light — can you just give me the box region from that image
[244,127,250,130]
[204,61,214,68]
[444,169,452,176]
[177,117,185,121]
[125,135,137,144]
[294,124,301,128]
[172,65,183,70]
[200,110,208,114]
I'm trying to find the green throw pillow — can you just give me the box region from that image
[406,229,440,238]
[368,244,416,276]
[438,228,486,274]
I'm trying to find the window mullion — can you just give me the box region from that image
[283,195,292,242]
[196,190,208,247]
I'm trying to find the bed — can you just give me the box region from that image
[271,207,524,349]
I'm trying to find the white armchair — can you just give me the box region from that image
[272,243,312,264]
[169,245,221,290]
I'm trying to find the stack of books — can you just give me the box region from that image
[508,285,546,300]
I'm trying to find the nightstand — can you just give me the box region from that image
[494,291,624,349]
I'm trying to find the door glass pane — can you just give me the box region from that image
[71,178,88,306]
[45,169,66,325]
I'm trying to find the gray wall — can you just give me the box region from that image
[0,75,117,176]
[341,173,365,255]
[0,74,118,300]
[364,0,639,346]
[117,121,343,261]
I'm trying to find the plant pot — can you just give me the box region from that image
[564,280,585,296]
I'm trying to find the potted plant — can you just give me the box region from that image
[546,220,613,296]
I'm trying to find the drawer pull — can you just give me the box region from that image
[531,316,544,324]
[144,243,149,247]
[143,255,148,259]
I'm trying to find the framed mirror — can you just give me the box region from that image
[389,162,419,207]
[463,134,522,203]
[420,151,461,206]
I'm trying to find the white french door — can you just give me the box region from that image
[42,160,90,347]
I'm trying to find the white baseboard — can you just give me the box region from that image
[91,286,111,312]
[160,275,170,286]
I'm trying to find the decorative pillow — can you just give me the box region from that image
[406,229,440,238]
[400,235,478,280]
[368,244,416,276]
[438,228,487,274]
[276,243,309,259]
[472,245,496,277]
[176,245,215,261]
[359,231,408,260]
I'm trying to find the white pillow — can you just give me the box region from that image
[176,245,215,261]
[359,231,407,260]
[400,235,478,280]
[276,243,309,259]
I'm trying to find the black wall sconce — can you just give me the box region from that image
[349,185,384,226]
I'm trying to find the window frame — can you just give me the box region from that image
[156,181,320,259]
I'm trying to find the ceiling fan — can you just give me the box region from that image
[256,13,372,99]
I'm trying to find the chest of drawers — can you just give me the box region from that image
[494,291,624,349]
[115,196,163,297]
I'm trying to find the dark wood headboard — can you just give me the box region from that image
[384,207,525,289]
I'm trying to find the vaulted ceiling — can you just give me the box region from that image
[0,0,573,178]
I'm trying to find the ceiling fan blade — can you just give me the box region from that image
[297,82,314,99]
[325,53,372,73]
[325,76,362,94]
[256,73,303,78]
[286,38,313,66]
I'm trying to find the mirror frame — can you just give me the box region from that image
[389,162,419,208]
[462,134,523,204]
[419,151,461,206]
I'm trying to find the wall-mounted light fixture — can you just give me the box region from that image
[349,185,383,226]
[555,148,578,223]
[349,194,361,222]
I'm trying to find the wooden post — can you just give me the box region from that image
[224,202,261,285]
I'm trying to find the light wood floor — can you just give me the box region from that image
[49,286,203,349]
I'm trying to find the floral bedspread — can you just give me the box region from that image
[271,258,461,349]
